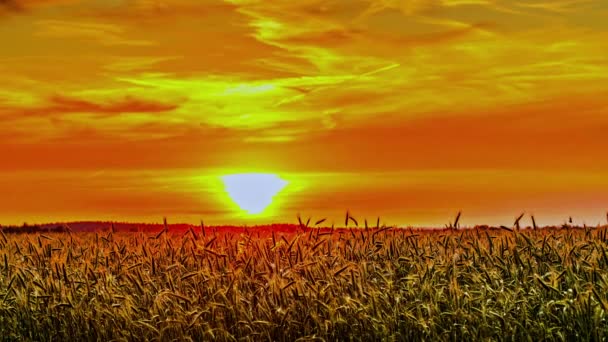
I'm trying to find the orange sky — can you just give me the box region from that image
[1,0,608,227]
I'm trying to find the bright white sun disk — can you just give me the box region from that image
[221,173,288,214]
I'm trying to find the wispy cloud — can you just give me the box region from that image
[514,0,595,13]
[1,0,79,15]
[0,94,181,142]
[1,94,179,118]
[35,19,156,46]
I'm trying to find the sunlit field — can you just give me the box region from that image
[2,220,608,341]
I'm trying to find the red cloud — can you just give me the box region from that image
[47,95,178,115]
[1,0,78,14]
[1,95,179,118]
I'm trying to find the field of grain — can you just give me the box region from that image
[1,224,608,341]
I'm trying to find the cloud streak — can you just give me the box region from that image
[1,95,179,118]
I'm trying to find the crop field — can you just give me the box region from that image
[1,224,608,341]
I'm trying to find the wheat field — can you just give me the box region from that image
[1,223,608,341]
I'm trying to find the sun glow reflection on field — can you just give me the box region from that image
[220,173,288,215]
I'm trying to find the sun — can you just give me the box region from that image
[220,173,288,215]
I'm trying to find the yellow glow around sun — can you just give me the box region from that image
[220,173,288,215]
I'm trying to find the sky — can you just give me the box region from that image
[1,0,608,227]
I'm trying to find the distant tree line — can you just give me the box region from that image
[0,223,69,234]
